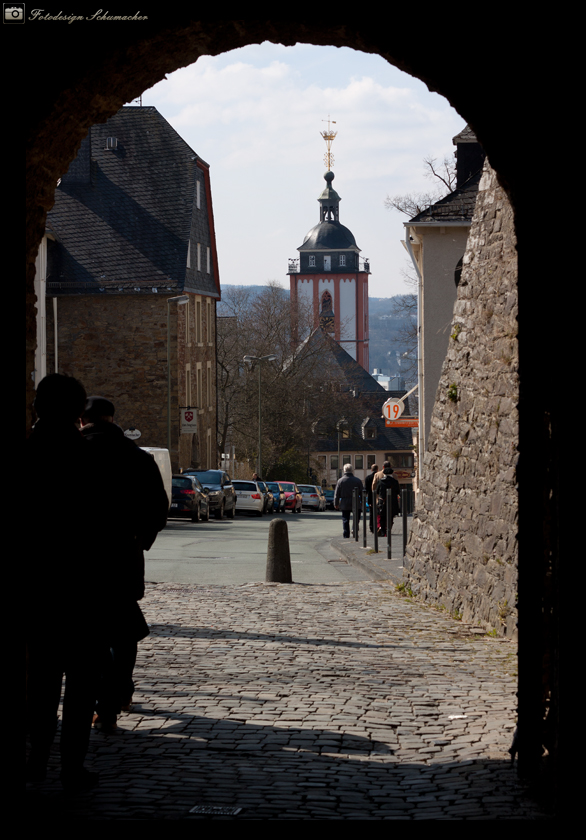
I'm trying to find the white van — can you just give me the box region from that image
[140,447,172,509]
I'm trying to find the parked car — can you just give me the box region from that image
[266,481,286,513]
[255,479,274,514]
[170,474,210,522]
[181,469,236,519]
[275,481,302,513]
[298,484,326,511]
[232,480,264,516]
[324,489,336,510]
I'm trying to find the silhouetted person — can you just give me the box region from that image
[365,463,378,533]
[26,374,102,792]
[376,463,401,537]
[80,396,168,732]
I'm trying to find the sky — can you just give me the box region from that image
[141,42,465,299]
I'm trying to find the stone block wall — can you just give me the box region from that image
[404,161,519,637]
[46,293,217,472]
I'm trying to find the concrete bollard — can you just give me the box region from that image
[266,518,292,583]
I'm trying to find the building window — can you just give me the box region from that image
[196,299,202,344]
[343,454,352,467]
[330,455,339,472]
[309,255,316,267]
[207,246,211,274]
[324,256,331,271]
[386,453,414,469]
[187,241,191,268]
[339,255,346,266]
[367,454,376,469]
[365,427,376,439]
[196,180,201,210]
[207,299,212,344]
[207,361,212,408]
[355,454,364,470]
[185,363,192,407]
[196,363,202,408]
[197,243,201,271]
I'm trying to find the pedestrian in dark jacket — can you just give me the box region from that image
[26,374,103,792]
[334,463,363,538]
[376,463,401,537]
[80,396,168,732]
[364,463,378,533]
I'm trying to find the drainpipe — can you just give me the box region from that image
[53,297,58,373]
[404,227,423,488]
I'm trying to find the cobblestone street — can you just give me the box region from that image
[27,581,548,820]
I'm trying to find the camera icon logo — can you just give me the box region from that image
[4,4,25,23]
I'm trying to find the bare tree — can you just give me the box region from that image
[217,282,354,481]
[384,154,456,218]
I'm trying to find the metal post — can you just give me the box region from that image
[402,488,409,556]
[257,361,262,477]
[362,488,367,548]
[386,487,392,559]
[355,487,359,542]
[373,494,379,554]
[352,488,357,540]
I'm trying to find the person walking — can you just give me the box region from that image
[26,374,103,792]
[376,463,401,537]
[334,463,363,539]
[364,463,378,533]
[80,396,168,733]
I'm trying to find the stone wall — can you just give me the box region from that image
[404,162,519,637]
[46,293,217,472]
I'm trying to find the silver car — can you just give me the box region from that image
[298,484,326,511]
[232,480,264,516]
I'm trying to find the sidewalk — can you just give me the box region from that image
[331,513,410,583]
[26,576,548,820]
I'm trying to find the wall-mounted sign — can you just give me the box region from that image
[385,418,419,428]
[124,427,141,439]
[181,407,198,434]
[382,398,405,421]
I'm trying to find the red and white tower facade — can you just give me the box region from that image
[288,124,370,370]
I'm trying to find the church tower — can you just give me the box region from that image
[288,122,370,371]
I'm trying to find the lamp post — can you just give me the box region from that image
[243,353,277,477]
[167,295,189,454]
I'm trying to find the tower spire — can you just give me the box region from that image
[320,116,337,170]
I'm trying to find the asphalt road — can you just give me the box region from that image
[145,508,371,585]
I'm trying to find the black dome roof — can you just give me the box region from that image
[299,220,358,252]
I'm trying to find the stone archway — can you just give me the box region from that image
[24,19,565,812]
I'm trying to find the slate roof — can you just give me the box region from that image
[302,329,414,452]
[407,168,482,225]
[46,106,219,298]
[299,220,359,252]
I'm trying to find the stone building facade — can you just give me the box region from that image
[45,106,221,472]
[404,160,519,637]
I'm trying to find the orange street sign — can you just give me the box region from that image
[385,418,419,428]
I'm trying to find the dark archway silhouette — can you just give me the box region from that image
[24,19,567,816]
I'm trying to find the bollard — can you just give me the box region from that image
[266,518,292,582]
[362,488,367,548]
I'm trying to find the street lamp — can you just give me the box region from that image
[167,295,189,453]
[243,353,277,477]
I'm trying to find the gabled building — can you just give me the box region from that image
[405,126,485,458]
[45,106,221,471]
[307,331,415,487]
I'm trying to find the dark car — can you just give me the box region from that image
[255,479,275,514]
[324,489,336,510]
[275,481,302,513]
[182,469,236,519]
[170,474,210,522]
[266,481,286,513]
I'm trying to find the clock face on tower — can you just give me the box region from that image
[320,314,335,333]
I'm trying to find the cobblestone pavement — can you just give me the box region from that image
[26,581,548,820]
